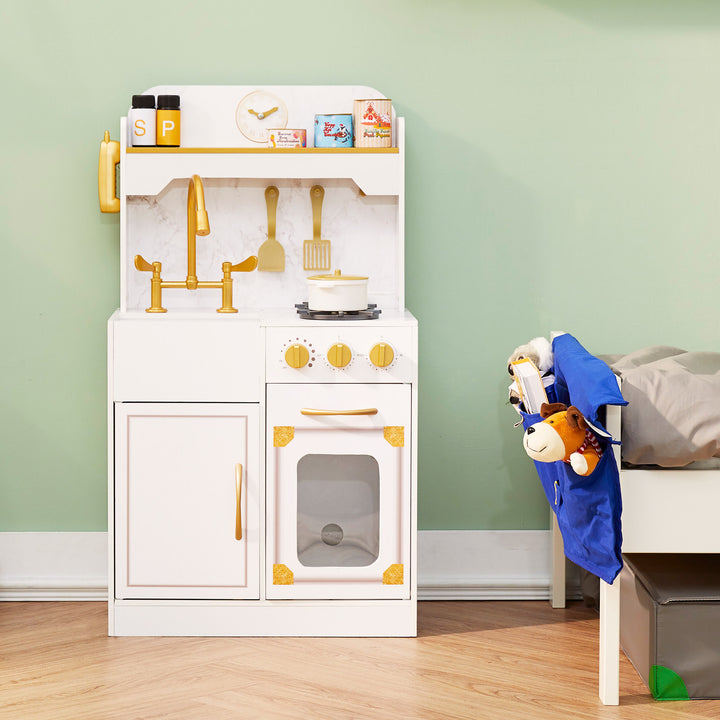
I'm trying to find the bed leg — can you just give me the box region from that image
[550,511,566,608]
[599,578,620,705]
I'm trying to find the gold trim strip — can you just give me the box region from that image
[273,564,294,585]
[383,564,404,585]
[127,147,399,155]
[273,426,294,447]
[384,426,405,447]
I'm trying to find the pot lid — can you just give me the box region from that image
[307,269,368,281]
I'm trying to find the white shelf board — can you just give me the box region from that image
[123,145,403,197]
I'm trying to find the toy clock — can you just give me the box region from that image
[235,89,289,143]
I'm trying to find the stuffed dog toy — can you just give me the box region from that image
[523,402,602,476]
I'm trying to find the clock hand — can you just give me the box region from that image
[246,106,280,121]
[256,107,279,120]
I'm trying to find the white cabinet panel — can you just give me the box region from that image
[112,316,261,401]
[115,403,259,599]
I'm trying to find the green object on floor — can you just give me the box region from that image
[650,666,689,701]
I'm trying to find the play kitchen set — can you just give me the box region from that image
[99,86,417,636]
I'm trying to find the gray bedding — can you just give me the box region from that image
[601,347,720,467]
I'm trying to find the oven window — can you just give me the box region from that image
[296,454,380,567]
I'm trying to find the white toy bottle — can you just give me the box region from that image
[128,95,156,147]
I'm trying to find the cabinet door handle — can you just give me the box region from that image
[300,408,378,416]
[235,463,243,541]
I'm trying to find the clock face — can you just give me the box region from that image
[235,90,289,143]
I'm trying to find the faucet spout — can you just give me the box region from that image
[187,174,210,289]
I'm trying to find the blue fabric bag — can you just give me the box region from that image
[520,334,627,584]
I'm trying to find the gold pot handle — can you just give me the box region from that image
[235,463,243,541]
[98,131,120,213]
[300,408,378,416]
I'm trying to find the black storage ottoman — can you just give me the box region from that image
[619,554,720,700]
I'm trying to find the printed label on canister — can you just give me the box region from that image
[314,114,353,148]
[156,109,181,147]
[354,99,392,148]
[268,129,307,148]
[129,109,156,146]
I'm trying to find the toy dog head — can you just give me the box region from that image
[523,402,589,463]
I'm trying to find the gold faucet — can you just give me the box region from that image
[186,174,210,289]
[135,174,257,313]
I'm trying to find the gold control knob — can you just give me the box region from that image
[327,343,352,368]
[369,342,395,368]
[285,344,310,369]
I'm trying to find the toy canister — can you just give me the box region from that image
[314,114,353,148]
[268,129,307,148]
[354,99,392,148]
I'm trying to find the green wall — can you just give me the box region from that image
[2,1,719,531]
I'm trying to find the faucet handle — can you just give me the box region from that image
[134,255,166,313]
[228,255,258,273]
[134,254,155,273]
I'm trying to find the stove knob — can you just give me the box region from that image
[285,343,310,369]
[369,342,395,368]
[327,343,352,368]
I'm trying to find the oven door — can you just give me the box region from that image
[266,383,411,600]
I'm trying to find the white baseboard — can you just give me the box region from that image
[417,530,579,600]
[0,531,578,602]
[0,532,107,600]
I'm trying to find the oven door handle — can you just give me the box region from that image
[300,408,378,416]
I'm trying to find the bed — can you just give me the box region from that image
[543,341,720,705]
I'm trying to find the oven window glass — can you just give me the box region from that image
[297,454,380,567]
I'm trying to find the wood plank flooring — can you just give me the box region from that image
[1,601,719,719]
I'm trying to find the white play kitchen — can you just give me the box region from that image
[99,86,417,636]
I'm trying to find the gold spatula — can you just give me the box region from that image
[257,185,284,272]
[303,185,330,271]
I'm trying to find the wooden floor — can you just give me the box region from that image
[1,601,719,719]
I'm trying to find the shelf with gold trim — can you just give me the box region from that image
[126,147,399,154]
[123,120,405,197]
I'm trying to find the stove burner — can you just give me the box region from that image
[295,302,381,321]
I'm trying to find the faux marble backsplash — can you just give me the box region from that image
[125,178,400,312]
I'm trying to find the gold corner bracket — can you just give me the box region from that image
[273,426,295,447]
[383,564,404,585]
[383,426,405,447]
[273,564,294,585]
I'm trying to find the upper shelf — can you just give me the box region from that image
[120,85,404,196]
[122,143,403,196]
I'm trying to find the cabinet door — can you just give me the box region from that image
[115,403,259,599]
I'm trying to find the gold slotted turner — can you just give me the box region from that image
[303,185,330,271]
[257,185,284,272]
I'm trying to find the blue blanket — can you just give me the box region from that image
[520,334,627,584]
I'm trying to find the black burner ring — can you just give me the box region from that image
[295,302,381,321]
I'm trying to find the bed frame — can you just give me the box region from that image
[551,400,720,705]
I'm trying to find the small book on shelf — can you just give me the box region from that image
[510,358,548,414]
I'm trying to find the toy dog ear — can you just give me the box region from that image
[566,406,588,430]
[540,402,566,418]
